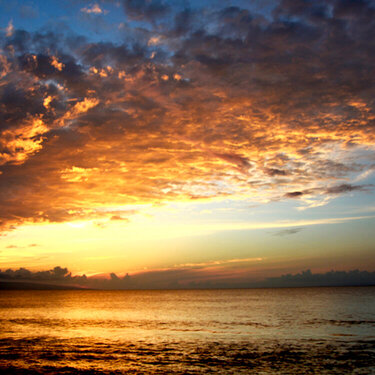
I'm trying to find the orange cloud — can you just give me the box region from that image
[80,4,106,15]
[50,56,64,72]
[0,1,374,231]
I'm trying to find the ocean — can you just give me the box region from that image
[0,287,374,374]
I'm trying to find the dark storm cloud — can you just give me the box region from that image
[0,0,374,229]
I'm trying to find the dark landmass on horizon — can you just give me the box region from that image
[1,267,375,290]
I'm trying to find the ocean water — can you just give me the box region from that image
[0,287,374,374]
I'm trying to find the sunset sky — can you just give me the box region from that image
[0,0,374,286]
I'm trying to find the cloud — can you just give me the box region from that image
[262,269,375,288]
[273,228,304,236]
[1,266,374,289]
[5,20,14,37]
[0,0,374,230]
[0,266,70,281]
[213,152,252,173]
[110,215,130,222]
[122,0,170,21]
[284,184,372,199]
[284,191,307,199]
[80,4,107,15]
[5,243,38,248]
[324,184,371,195]
[168,257,263,270]
[264,168,288,177]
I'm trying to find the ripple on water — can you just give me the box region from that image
[0,337,374,374]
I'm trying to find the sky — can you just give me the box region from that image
[0,0,374,287]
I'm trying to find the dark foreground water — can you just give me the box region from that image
[0,287,374,374]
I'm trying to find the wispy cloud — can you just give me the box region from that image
[165,257,264,270]
[273,228,304,237]
[200,215,375,234]
[5,19,14,37]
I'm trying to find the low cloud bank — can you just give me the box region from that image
[1,267,375,289]
[260,269,375,288]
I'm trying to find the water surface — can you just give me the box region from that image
[0,287,374,373]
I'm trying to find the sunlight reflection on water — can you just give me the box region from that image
[0,287,374,373]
